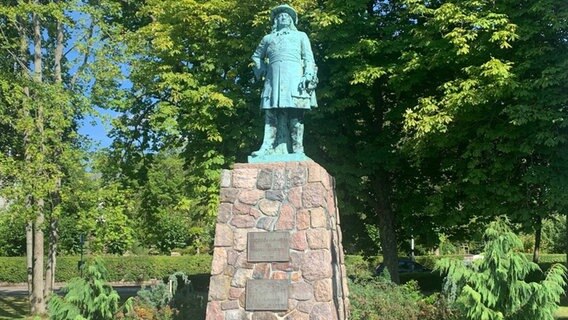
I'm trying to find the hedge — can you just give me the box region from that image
[1,253,564,290]
[0,255,212,284]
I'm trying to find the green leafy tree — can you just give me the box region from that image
[437,219,567,320]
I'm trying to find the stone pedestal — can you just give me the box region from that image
[205,161,349,320]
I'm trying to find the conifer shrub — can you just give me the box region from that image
[47,259,131,320]
[437,219,567,320]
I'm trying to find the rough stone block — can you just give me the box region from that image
[257,216,276,230]
[238,189,264,205]
[217,203,232,223]
[276,204,295,230]
[288,187,303,209]
[310,208,328,229]
[214,224,233,247]
[233,169,258,189]
[257,169,273,190]
[220,169,232,188]
[302,183,326,208]
[220,188,240,203]
[289,282,313,301]
[211,247,227,275]
[221,300,240,310]
[266,189,286,201]
[230,215,256,229]
[259,199,280,216]
[314,279,332,302]
[306,229,330,249]
[208,275,230,301]
[310,303,333,320]
[290,231,307,251]
[231,268,253,288]
[301,250,332,281]
[206,301,224,320]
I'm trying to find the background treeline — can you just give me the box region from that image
[0,0,566,307]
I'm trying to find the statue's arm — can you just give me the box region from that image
[300,33,318,89]
[252,35,269,80]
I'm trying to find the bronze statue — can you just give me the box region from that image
[249,4,318,162]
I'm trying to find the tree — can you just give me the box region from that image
[0,0,128,313]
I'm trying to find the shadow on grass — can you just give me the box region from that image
[0,295,28,319]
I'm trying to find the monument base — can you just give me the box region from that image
[205,161,349,320]
[247,153,312,164]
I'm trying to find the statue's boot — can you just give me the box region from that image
[252,110,277,156]
[290,118,304,154]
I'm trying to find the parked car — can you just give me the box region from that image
[375,258,431,275]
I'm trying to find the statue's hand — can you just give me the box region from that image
[254,66,266,80]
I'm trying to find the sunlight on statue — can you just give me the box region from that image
[248,4,318,163]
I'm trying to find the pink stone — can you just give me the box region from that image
[259,199,280,216]
[290,231,308,251]
[235,253,254,269]
[272,271,287,280]
[308,165,324,183]
[217,203,232,223]
[253,263,270,279]
[224,265,236,277]
[284,310,309,320]
[238,189,264,205]
[214,224,234,247]
[233,229,248,251]
[250,207,262,218]
[302,183,326,208]
[290,251,305,270]
[306,229,330,249]
[310,303,333,320]
[297,300,314,314]
[221,300,240,310]
[208,275,230,301]
[230,215,256,228]
[314,279,332,302]
[297,210,310,230]
[233,200,251,215]
[229,287,244,300]
[287,167,307,187]
[291,271,301,282]
[211,247,227,275]
[310,208,328,229]
[276,204,295,230]
[220,188,240,203]
[273,168,286,190]
[272,262,295,271]
[288,187,303,209]
[206,301,223,320]
[252,312,278,320]
[227,250,239,266]
[301,250,332,281]
[232,168,258,189]
[289,282,313,301]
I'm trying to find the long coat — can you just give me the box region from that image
[252,29,317,110]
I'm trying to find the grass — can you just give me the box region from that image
[0,295,29,319]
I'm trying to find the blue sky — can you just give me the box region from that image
[78,108,118,150]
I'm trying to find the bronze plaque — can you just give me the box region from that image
[247,232,290,262]
[245,280,289,311]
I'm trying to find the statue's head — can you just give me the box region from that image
[271,4,298,24]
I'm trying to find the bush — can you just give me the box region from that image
[349,277,461,320]
[0,255,212,284]
[437,220,567,320]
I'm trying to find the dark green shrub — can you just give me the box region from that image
[48,259,130,320]
[438,220,567,320]
[0,255,212,284]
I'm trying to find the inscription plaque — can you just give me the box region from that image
[247,232,290,262]
[246,280,289,311]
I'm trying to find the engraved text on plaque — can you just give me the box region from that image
[246,280,289,311]
[247,232,290,262]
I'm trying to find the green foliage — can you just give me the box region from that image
[47,259,127,320]
[437,220,567,320]
[0,211,26,256]
[349,277,460,320]
[0,255,212,284]
[120,272,206,320]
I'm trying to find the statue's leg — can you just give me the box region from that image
[289,109,305,154]
[273,109,290,154]
[252,109,277,156]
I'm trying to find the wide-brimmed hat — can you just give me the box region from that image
[271,4,298,24]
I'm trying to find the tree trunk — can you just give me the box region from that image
[26,222,33,304]
[30,11,46,315]
[372,172,400,284]
[533,217,542,263]
[44,218,57,295]
[32,202,46,314]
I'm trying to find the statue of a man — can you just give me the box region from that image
[250,4,318,160]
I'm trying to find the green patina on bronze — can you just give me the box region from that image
[248,4,318,163]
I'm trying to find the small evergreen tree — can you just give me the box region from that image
[438,219,566,320]
[48,259,128,320]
